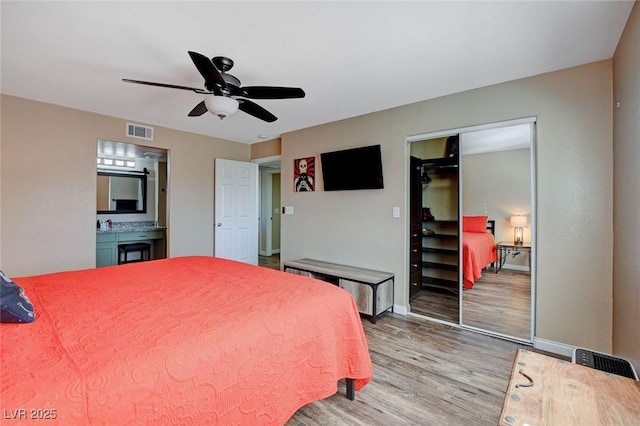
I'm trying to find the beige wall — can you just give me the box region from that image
[0,95,249,276]
[463,149,531,269]
[612,2,640,369]
[281,60,614,352]
[0,98,3,265]
[251,138,281,159]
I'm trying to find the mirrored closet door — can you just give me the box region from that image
[409,136,461,324]
[408,120,535,342]
[459,121,535,342]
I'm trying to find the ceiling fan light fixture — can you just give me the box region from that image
[125,52,301,122]
[205,95,239,119]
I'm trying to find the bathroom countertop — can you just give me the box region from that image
[96,227,166,234]
[96,221,166,234]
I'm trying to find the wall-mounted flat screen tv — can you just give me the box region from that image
[320,144,384,191]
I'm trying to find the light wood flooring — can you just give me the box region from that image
[259,253,281,270]
[410,269,531,340]
[287,313,561,425]
[258,257,549,424]
[410,285,459,323]
[463,270,531,339]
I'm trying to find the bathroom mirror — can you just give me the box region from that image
[96,172,147,214]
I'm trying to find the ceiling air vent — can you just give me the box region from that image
[126,123,154,141]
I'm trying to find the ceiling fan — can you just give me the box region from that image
[123,51,305,122]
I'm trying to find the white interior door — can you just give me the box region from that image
[215,158,258,264]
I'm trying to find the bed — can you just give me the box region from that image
[462,216,498,290]
[0,256,373,425]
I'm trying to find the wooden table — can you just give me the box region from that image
[499,349,640,425]
[496,241,531,273]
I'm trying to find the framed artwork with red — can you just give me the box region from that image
[294,157,315,192]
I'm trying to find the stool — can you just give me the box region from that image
[118,242,151,265]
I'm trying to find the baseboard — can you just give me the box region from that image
[400,308,576,360]
[399,303,574,358]
[500,264,529,272]
[533,337,575,358]
[393,304,408,315]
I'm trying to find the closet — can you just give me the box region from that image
[409,137,460,324]
[409,156,423,298]
[420,152,459,291]
[407,120,536,343]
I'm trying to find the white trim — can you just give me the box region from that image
[407,129,458,143]
[461,324,532,345]
[534,338,575,358]
[252,155,281,164]
[394,304,409,315]
[256,161,281,257]
[408,311,460,328]
[529,122,538,342]
[253,155,282,257]
[500,264,530,272]
[406,117,537,143]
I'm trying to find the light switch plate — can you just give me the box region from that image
[392,207,400,218]
[283,206,294,215]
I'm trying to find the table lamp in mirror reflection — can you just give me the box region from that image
[510,215,527,245]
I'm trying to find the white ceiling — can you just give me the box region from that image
[1,1,634,145]
[462,124,531,156]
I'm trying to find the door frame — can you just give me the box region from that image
[252,156,281,257]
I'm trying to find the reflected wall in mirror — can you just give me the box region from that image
[460,122,534,342]
[96,172,147,214]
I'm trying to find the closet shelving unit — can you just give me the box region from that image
[420,156,459,292]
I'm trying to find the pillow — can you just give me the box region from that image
[1,270,36,323]
[463,215,489,233]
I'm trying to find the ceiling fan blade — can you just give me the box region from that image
[241,86,305,99]
[122,78,206,93]
[188,101,208,117]
[188,51,226,92]
[237,99,277,122]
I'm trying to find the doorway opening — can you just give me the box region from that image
[254,156,282,270]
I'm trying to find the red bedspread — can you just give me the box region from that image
[1,256,372,425]
[462,232,497,290]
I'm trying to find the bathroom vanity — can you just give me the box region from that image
[96,222,166,267]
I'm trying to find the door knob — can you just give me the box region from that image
[217,223,222,227]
